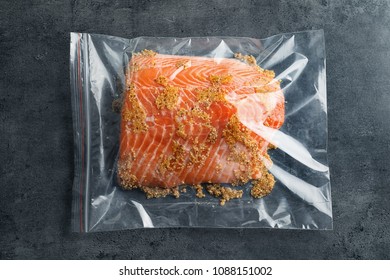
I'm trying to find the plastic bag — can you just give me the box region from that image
[70,30,332,232]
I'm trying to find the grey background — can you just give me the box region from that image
[0,0,389,259]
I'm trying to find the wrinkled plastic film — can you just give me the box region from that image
[70,31,332,232]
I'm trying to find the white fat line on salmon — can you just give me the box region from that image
[190,103,224,182]
[214,143,237,183]
[137,132,168,185]
[184,125,212,182]
[165,121,197,185]
[194,134,224,184]
[217,143,236,183]
[131,127,157,176]
[141,88,159,111]
[174,122,197,184]
[169,60,192,81]
[146,125,175,181]
[168,67,184,81]
[178,92,194,110]
[154,126,175,181]
[125,86,148,151]
[194,126,225,182]
[133,127,160,183]
[170,106,200,184]
[176,95,184,108]
[174,89,198,117]
[181,87,198,106]
[224,84,237,92]
[180,66,215,87]
[145,115,155,124]
[124,131,143,175]
[178,71,196,87]
[186,87,198,101]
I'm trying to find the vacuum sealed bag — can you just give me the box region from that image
[70,30,332,232]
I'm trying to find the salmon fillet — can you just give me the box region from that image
[118,50,284,194]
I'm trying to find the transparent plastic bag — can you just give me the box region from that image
[70,30,332,232]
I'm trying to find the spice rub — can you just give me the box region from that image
[118,50,284,204]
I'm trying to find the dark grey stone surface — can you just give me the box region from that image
[1,0,389,259]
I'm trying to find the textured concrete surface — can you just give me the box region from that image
[1,0,390,259]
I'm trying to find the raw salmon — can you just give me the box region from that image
[118,50,284,192]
